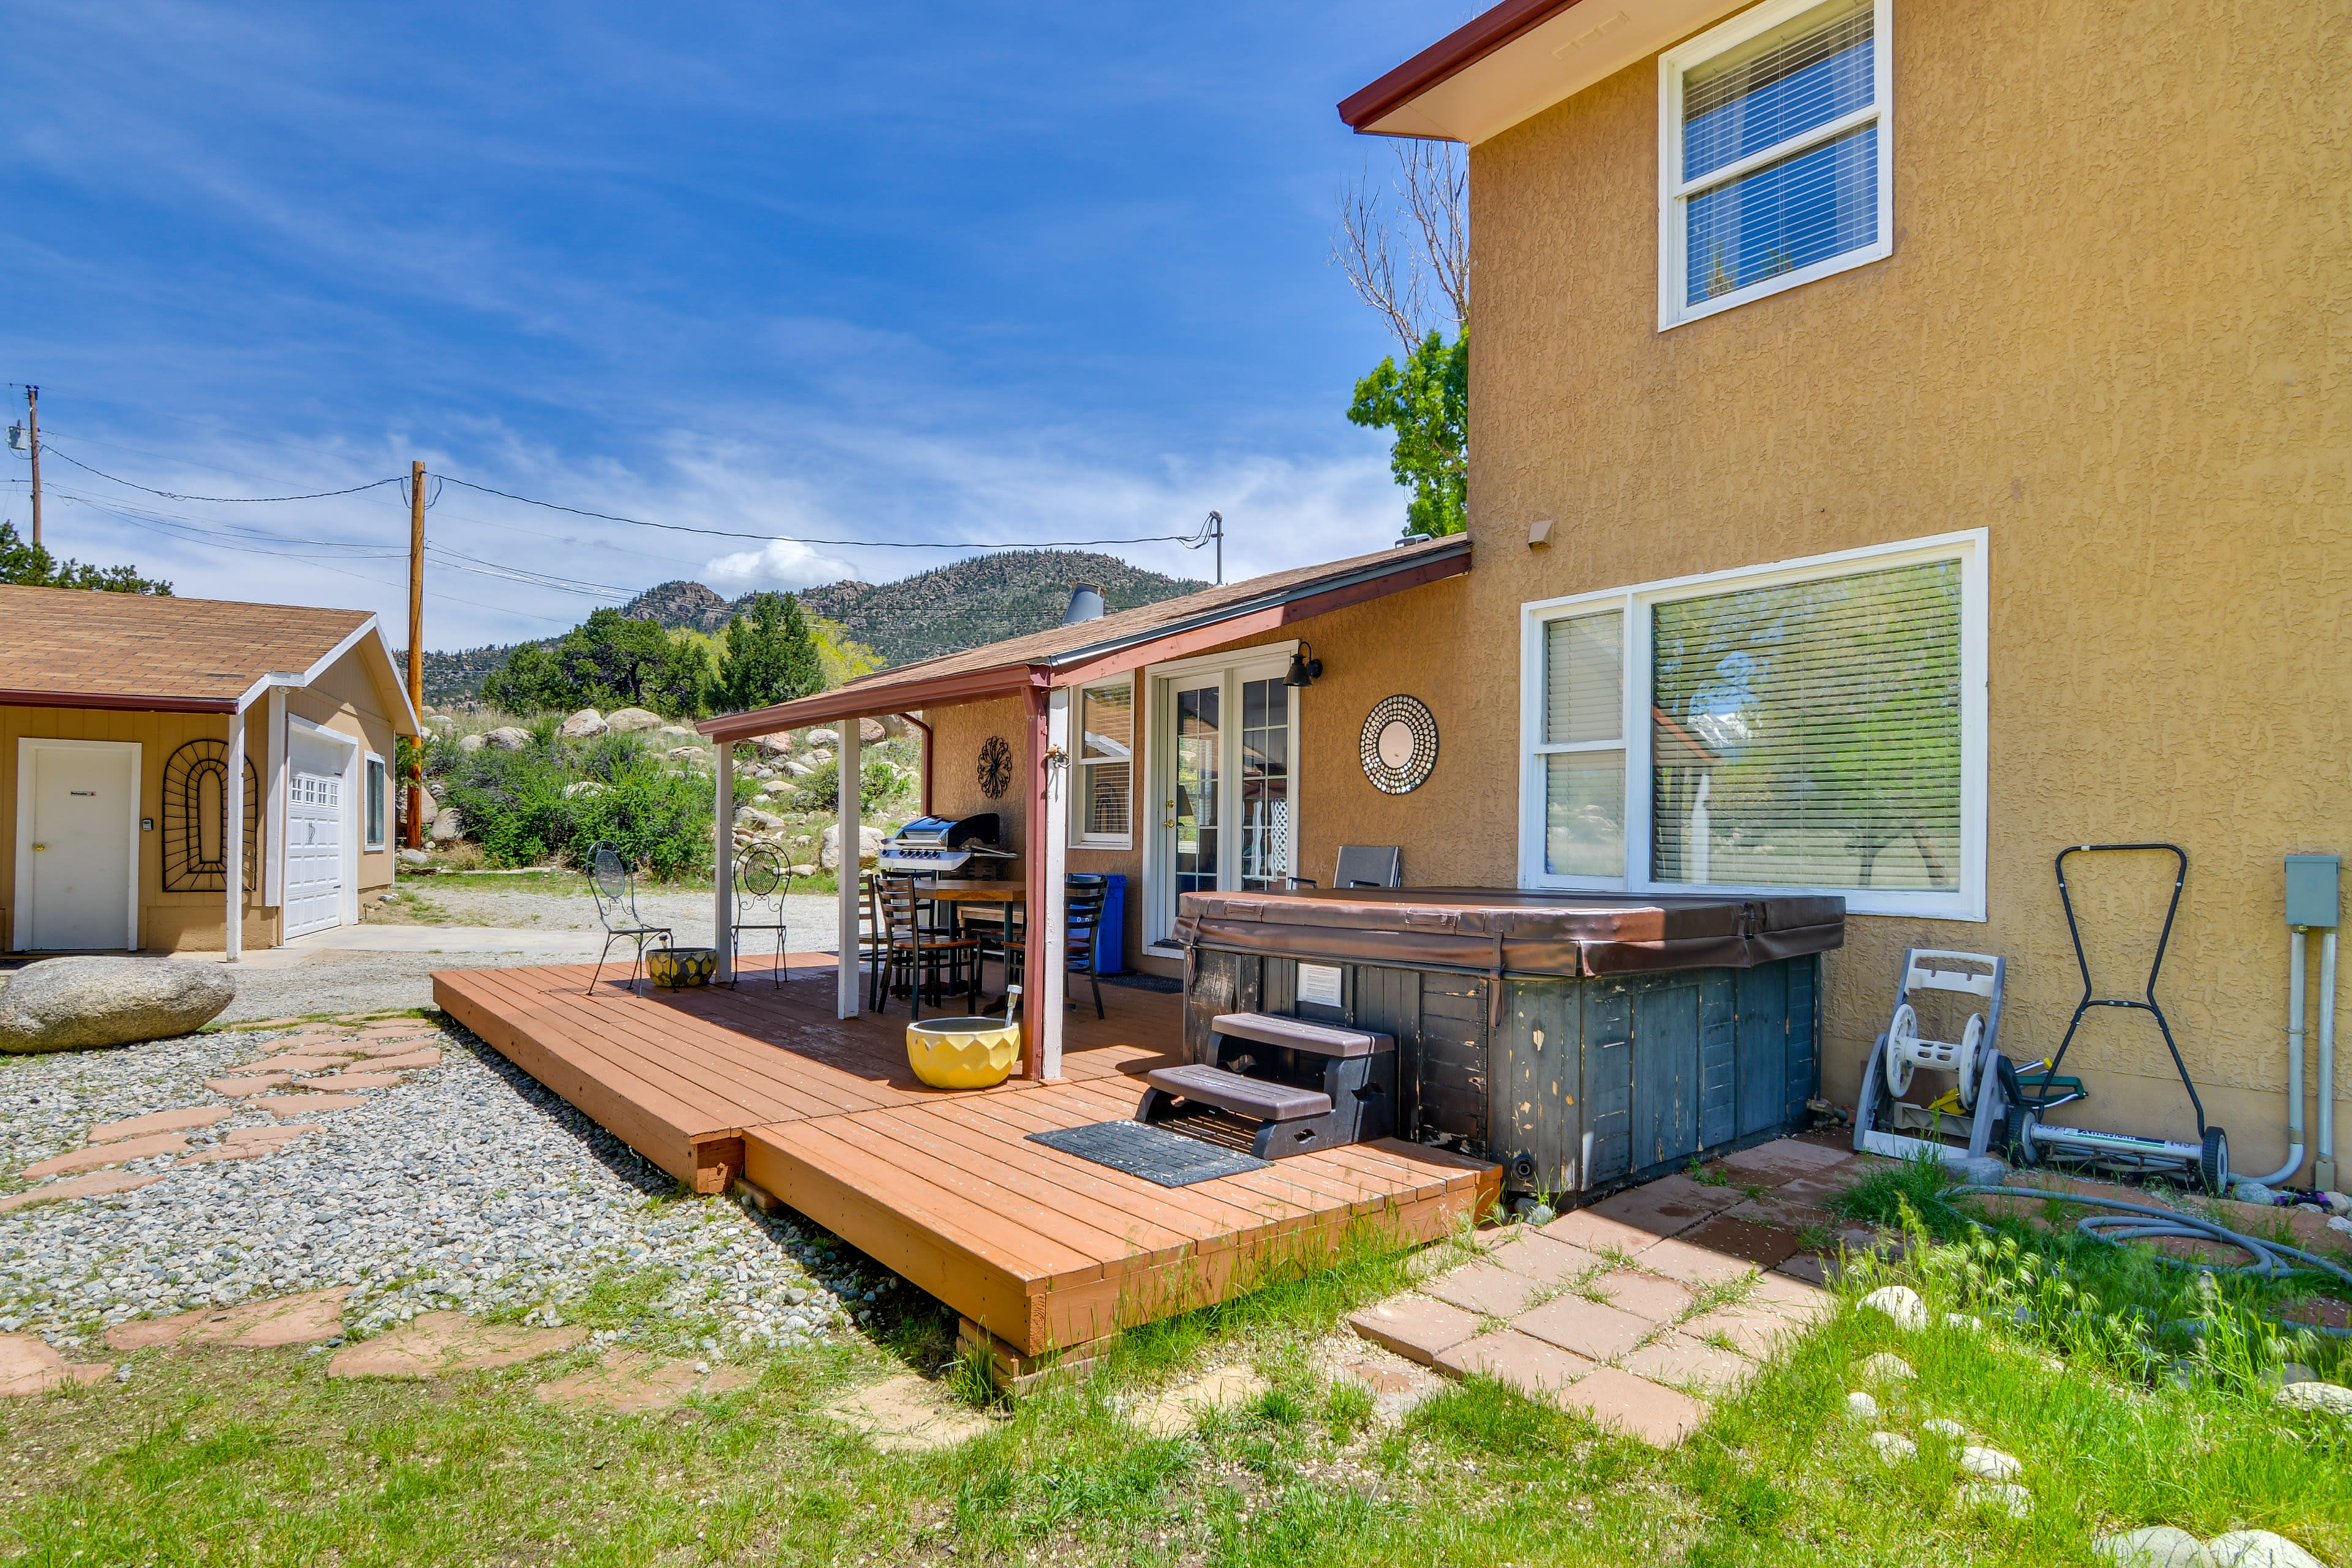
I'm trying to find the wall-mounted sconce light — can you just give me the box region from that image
[1284,643,1324,688]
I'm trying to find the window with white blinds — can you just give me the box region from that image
[1520,533,1985,918]
[1073,679,1133,847]
[1660,0,1891,327]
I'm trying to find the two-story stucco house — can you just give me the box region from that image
[1332,0,2347,1180]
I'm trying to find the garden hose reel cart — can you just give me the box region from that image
[1855,948,2018,1166]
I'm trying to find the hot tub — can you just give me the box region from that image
[1172,888,1844,1200]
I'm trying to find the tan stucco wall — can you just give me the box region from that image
[2,644,402,952]
[1425,0,2351,1174]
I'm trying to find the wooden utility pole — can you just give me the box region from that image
[405,461,426,849]
[24,386,40,548]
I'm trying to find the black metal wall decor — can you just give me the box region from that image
[976,734,1015,801]
[160,739,260,892]
[1359,695,1439,794]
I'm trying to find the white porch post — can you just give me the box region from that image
[224,706,246,963]
[835,720,862,1019]
[262,688,287,910]
[1039,687,1071,1078]
[713,740,734,982]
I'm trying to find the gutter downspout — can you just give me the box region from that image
[2318,929,2340,1193]
[897,713,933,818]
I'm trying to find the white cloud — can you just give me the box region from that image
[699,537,860,593]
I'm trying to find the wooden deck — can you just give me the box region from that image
[434,957,1499,1357]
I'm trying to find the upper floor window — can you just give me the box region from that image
[1519,530,1986,919]
[1659,0,1891,328]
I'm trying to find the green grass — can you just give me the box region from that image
[4,1199,2350,1565]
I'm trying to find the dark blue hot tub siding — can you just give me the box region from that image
[1183,948,1820,1199]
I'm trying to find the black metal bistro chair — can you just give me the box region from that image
[586,842,673,996]
[872,881,982,1020]
[726,845,796,987]
[999,873,1109,1019]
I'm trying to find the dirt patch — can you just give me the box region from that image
[106,1286,349,1351]
[0,1333,111,1393]
[818,1373,993,1452]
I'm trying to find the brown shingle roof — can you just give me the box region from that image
[0,586,377,712]
[701,534,1471,738]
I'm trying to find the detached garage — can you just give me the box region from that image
[1,586,417,956]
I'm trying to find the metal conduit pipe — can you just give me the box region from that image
[2316,929,2340,1193]
[2247,928,2310,1188]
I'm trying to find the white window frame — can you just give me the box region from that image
[1658,0,1894,330]
[1071,679,1134,850]
[1517,529,1987,920]
[363,752,388,850]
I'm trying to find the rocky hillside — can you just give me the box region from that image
[794,551,1206,666]
[418,551,1205,703]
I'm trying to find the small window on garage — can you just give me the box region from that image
[364,755,388,849]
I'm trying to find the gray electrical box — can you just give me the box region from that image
[2286,854,2341,929]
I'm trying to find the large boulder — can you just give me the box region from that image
[655,725,701,745]
[805,728,840,747]
[858,718,887,744]
[818,823,887,871]
[737,807,786,832]
[484,726,532,751]
[558,708,608,741]
[456,733,486,754]
[878,714,907,739]
[0,958,235,1054]
[431,809,464,843]
[606,707,662,734]
[754,732,793,757]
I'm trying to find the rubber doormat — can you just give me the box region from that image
[1027,1120,1269,1187]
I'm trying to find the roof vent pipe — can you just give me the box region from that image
[1062,582,1107,625]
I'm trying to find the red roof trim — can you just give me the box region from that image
[0,688,239,715]
[1337,0,1577,132]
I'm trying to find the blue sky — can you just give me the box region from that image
[4,1,1463,650]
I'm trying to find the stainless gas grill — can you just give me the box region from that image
[878,813,1015,878]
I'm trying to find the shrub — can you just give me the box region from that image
[424,729,734,878]
[793,755,913,815]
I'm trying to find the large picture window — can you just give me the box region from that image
[1659,0,1891,328]
[1520,532,1985,919]
[1072,680,1133,848]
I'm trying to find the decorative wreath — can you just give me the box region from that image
[976,734,1015,801]
[1359,696,1439,795]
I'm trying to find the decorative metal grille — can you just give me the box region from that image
[160,739,260,893]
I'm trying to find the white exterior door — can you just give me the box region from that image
[283,768,344,938]
[1149,657,1298,937]
[21,742,138,950]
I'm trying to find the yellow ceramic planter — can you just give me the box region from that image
[646,946,718,989]
[905,1016,1020,1090]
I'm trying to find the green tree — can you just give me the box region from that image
[0,521,172,594]
[713,592,824,714]
[481,609,716,716]
[1348,330,1468,538]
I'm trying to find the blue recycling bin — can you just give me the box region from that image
[1091,874,1127,975]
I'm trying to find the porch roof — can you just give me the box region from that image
[696,534,1469,741]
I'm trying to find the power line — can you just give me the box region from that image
[39,443,409,503]
[432,475,1207,550]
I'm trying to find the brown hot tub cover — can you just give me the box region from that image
[1172,887,1843,978]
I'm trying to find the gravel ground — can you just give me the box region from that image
[0,1018,902,1356]
[382,877,843,948]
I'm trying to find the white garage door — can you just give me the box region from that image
[284,768,344,938]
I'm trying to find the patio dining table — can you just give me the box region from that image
[913,880,1025,1013]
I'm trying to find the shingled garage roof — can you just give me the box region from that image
[699,534,1472,741]
[0,585,385,714]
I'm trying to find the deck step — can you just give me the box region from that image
[1144,1063,1333,1122]
[1211,1012,1391,1058]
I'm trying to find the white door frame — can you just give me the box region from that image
[286,717,361,935]
[1139,643,1301,950]
[13,737,143,952]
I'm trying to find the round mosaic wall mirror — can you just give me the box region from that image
[976,734,1015,801]
[1359,695,1439,795]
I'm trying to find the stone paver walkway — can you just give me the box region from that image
[1350,1135,1868,1447]
[2,1013,440,1207]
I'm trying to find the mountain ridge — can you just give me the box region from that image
[417,549,1207,706]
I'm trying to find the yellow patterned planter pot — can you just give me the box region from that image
[905,1016,1020,1090]
[646,946,718,989]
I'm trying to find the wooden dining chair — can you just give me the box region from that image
[873,882,982,1020]
[1000,873,1109,1019]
